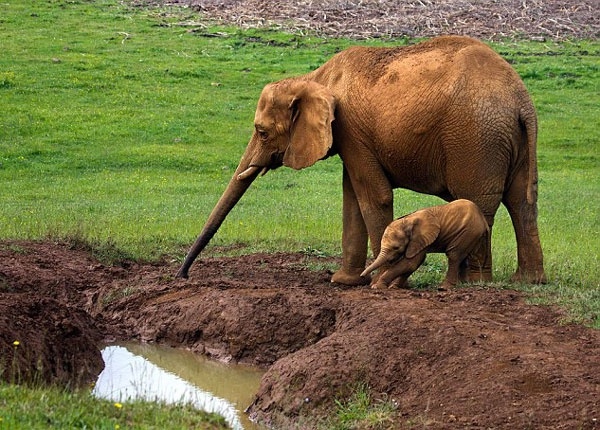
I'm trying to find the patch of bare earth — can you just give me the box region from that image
[133,0,599,40]
[1,241,598,428]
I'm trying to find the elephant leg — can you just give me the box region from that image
[450,196,494,282]
[353,165,394,281]
[445,139,508,282]
[467,221,493,282]
[440,253,463,290]
[465,227,492,283]
[458,257,470,282]
[388,276,409,289]
[372,254,424,289]
[503,171,547,284]
[331,166,370,286]
[446,194,497,283]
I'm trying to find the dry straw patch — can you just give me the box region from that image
[134,0,599,40]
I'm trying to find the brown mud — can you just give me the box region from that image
[1,240,598,429]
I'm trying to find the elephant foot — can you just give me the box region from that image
[388,277,408,289]
[437,280,456,291]
[467,270,492,283]
[370,281,386,290]
[331,268,371,286]
[511,268,548,284]
[369,277,408,290]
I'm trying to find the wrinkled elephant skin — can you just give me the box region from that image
[361,199,490,290]
[178,35,546,286]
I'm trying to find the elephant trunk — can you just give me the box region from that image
[360,253,389,278]
[176,161,262,279]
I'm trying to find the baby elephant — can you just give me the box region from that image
[361,199,489,290]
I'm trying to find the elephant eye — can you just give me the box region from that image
[256,129,268,141]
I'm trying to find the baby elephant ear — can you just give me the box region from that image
[283,81,336,170]
[405,217,440,259]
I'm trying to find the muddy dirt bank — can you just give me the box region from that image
[1,241,598,428]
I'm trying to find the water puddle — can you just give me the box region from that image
[93,343,265,430]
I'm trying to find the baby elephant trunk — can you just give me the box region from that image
[361,254,389,278]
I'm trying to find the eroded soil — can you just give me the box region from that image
[1,241,598,429]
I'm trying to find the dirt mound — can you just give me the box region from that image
[0,295,103,387]
[249,290,599,428]
[0,242,107,386]
[1,241,598,428]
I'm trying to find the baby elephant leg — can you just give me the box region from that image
[388,276,409,289]
[372,264,410,289]
[458,258,470,282]
[467,232,492,282]
[440,253,466,290]
[372,253,426,289]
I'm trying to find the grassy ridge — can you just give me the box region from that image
[0,382,227,429]
[1,0,598,329]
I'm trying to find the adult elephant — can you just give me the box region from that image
[177,35,546,286]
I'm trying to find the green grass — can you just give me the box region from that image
[0,0,349,258]
[0,382,227,429]
[491,40,599,326]
[323,384,398,430]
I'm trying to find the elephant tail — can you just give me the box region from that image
[520,105,539,206]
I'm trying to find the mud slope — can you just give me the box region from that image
[1,241,598,429]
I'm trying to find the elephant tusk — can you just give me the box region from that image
[237,165,261,181]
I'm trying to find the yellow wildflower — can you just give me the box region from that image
[12,340,20,347]
[114,402,123,409]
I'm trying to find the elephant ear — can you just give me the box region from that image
[283,81,336,170]
[405,216,441,259]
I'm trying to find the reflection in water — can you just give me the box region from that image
[93,344,264,430]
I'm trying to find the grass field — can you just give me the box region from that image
[0,0,598,427]
[0,382,228,429]
[1,1,598,327]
